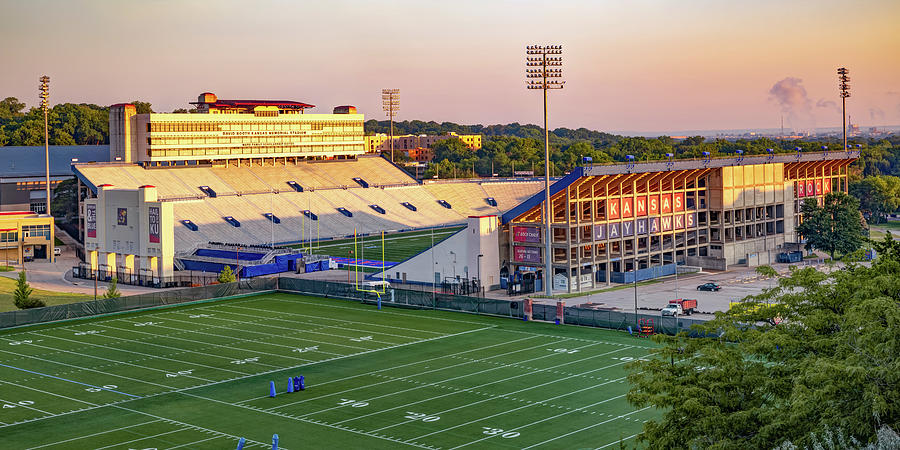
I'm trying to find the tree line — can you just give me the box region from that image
[0,97,151,146]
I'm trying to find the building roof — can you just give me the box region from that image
[500,151,859,225]
[0,145,109,178]
[188,99,315,110]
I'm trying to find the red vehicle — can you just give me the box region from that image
[662,298,698,316]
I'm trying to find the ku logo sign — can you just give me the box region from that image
[117,208,127,226]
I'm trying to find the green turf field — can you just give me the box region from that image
[0,292,657,449]
[294,227,462,264]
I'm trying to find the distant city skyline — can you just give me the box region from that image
[1,0,898,133]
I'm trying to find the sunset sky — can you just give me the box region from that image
[2,0,898,133]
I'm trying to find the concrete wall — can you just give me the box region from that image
[375,215,500,287]
[686,256,727,271]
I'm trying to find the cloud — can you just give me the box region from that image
[816,99,840,114]
[769,77,815,131]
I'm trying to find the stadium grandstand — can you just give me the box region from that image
[71,93,541,285]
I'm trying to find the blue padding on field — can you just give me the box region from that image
[195,249,265,261]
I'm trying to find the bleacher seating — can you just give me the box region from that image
[76,156,543,249]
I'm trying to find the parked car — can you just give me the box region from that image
[696,282,721,292]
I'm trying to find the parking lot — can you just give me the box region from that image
[534,259,836,320]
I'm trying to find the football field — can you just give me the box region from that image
[0,292,657,449]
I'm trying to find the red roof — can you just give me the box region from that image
[189,99,315,109]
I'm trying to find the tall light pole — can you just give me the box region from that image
[526,44,564,296]
[838,68,850,152]
[39,76,51,217]
[382,89,400,162]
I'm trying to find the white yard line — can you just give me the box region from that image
[92,428,188,450]
[234,295,491,326]
[0,337,215,383]
[269,336,574,413]
[330,341,621,426]
[107,407,272,449]
[369,349,634,434]
[37,326,283,369]
[26,419,162,449]
[121,315,387,353]
[25,331,249,377]
[95,322,315,363]
[212,303,447,336]
[595,432,640,449]
[514,407,652,449]
[0,397,53,415]
[0,348,179,391]
[184,307,431,343]
[235,333,544,404]
[166,435,221,448]
[0,379,101,407]
[158,311,407,350]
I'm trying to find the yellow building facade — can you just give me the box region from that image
[0,211,55,265]
[110,93,366,165]
[365,132,482,153]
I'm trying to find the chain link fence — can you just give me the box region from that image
[2,275,707,336]
[0,278,276,329]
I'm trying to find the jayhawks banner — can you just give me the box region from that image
[86,204,96,238]
[513,226,541,243]
[148,206,160,243]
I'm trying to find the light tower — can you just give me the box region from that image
[382,89,400,162]
[838,67,850,153]
[39,75,51,216]
[526,44,564,295]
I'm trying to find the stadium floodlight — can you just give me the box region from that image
[838,67,850,160]
[525,44,564,296]
[382,89,400,163]
[39,75,50,219]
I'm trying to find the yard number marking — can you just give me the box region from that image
[74,330,103,336]
[85,384,118,392]
[8,340,41,345]
[549,348,580,354]
[165,370,194,378]
[612,356,648,362]
[230,357,259,365]
[293,346,318,353]
[405,411,440,422]
[188,314,212,318]
[350,336,373,342]
[133,322,161,327]
[338,398,369,407]
[3,400,34,409]
[481,427,520,438]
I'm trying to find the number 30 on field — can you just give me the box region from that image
[482,427,520,438]
[3,400,34,409]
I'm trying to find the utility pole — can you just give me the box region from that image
[838,68,850,152]
[526,44,564,296]
[382,89,400,163]
[39,76,51,217]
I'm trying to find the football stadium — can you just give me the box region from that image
[0,92,859,448]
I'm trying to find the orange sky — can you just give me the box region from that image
[1,0,898,133]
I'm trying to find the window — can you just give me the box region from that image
[0,231,18,243]
[23,224,51,239]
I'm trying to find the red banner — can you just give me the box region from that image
[673,192,684,212]
[660,194,673,214]
[513,226,541,243]
[607,198,620,220]
[635,196,648,217]
[648,194,660,215]
[621,197,633,218]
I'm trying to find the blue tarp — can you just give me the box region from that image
[180,260,243,278]
[608,263,676,283]
[195,249,265,261]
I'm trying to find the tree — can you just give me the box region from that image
[217,265,237,283]
[51,178,79,221]
[103,277,121,298]
[13,270,45,309]
[627,235,900,448]
[850,176,900,223]
[796,192,866,259]
[129,101,153,114]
